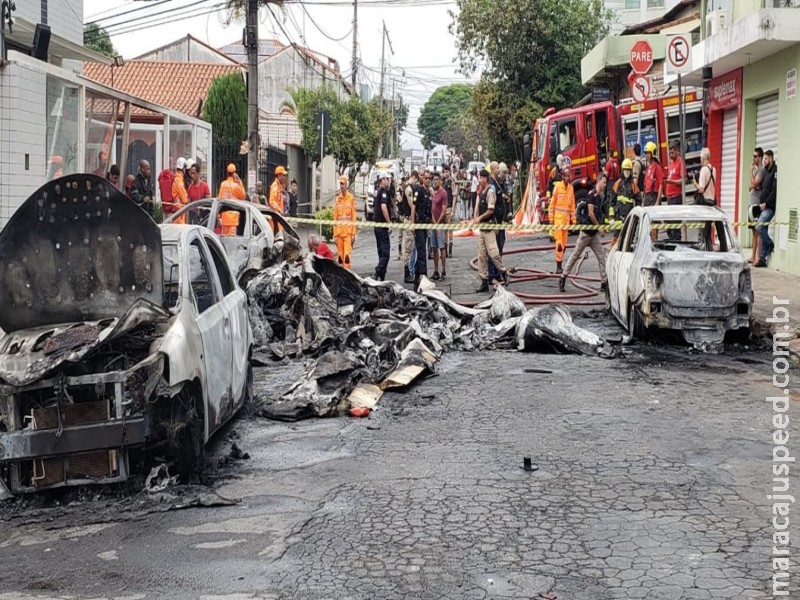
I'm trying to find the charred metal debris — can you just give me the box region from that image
[246,256,620,421]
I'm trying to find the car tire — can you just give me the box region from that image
[172,387,205,484]
[628,303,648,341]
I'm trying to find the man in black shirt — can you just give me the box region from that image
[559,174,608,292]
[130,159,155,218]
[373,173,392,281]
[411,171,432,290]
[755,149,778,267]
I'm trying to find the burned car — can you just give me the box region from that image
[166,199,301,285]
[606,205,753,349]
[0,176,252,496]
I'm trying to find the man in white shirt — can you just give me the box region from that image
[692,147,717,206]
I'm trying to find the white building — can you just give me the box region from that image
[604,0,683,33]
[0,0,213,227]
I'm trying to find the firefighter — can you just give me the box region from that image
[643,141,664,207]
[218,163,247,200]
[333,175,357,269]
[270,166,288,214]
[548,158,576,274]
[546,154,564,203]
[610,158,641,247]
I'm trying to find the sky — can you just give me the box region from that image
[83,0,480,150]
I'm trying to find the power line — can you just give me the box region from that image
[299,3,353,42]
[85,1,225,38]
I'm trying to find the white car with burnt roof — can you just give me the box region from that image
[0,175,252,497]
[605,205,753,350]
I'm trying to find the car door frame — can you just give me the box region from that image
[617,212,643,327]
[606,215,632,320]
[182,230,235,442]
[202,232,251,431]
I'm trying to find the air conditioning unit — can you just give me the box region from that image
[706,10,728,35]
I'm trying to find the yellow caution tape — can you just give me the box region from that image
[287,216,789,233]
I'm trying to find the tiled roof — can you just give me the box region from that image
[83,60,243,118]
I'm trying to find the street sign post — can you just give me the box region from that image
[631,75,651,102]
[666,34,692,203]
[630,40,654,148]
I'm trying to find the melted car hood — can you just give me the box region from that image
[0,175,164,333]
[0,299,170,388]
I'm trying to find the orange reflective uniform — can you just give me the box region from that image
[332,190,356,269]
[218,176,246,200]
[169,172,188,224]
[219,210,240,236]
[548,180,576,263]
[268,179,284,213]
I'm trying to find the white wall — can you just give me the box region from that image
[258,49,347,114]
[0,59,48,227]
[137,39,236,65]
[16,0,83,46]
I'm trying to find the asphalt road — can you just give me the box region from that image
[0,234,796,599]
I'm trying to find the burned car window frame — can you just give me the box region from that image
[204,234,236,297]
[188,238,221,314]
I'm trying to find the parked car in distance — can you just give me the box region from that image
[0,176,252,496]
[605,205,753,350]
[166,199,300,285]
[366,166,396,220]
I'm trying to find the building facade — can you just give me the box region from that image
[604,0,683,34]
[679,1,800,275]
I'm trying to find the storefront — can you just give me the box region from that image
[706,68,742,232]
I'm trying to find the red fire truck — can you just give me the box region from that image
[523,90,704,224]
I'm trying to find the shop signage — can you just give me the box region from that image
[787,68,797,100]
[709,68,742,112]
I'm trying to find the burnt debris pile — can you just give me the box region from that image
[246,256,618,421]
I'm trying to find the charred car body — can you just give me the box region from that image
[606,205,753,349]
[165,199,301,285]
[0,176,252,497]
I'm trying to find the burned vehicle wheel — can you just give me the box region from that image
[628,303,648,341]
[170,387,205,484]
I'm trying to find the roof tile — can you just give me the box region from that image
[83,60,242,118]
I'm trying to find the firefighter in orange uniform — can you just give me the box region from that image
[269,166,288,214]
[548,157,576,274]
[218,163,247,200]
[170,157,188,224]
[332,175,356,269]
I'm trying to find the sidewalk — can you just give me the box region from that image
[750,267,800,365]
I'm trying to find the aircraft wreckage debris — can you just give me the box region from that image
[245,256,620,422]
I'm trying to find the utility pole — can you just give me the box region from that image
[391,77,396,157]
[351,0,358,95]
[246,0,259,196]
[379,21,386,106]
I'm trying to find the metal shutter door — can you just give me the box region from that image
[719,108,738,223]
[756,94,779,160]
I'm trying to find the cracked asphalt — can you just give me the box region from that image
[0,234,797,599]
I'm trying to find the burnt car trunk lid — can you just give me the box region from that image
[654,253,746,309]
[0,175,164,333]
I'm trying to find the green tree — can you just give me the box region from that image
[439,112,486,161]
[203,73,248,146]
[83,23,117,58]
[451,0,610,160]
[289,86,392,169]
[417,84,474,148]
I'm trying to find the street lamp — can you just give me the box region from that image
[110,54,124,88]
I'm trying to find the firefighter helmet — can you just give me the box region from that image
[645,141,658,155]
[621,158,633,171]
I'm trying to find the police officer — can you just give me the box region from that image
[610,158,641,247]
[411,171,432,290]
[474,169,509,293]
[488,163,509,284]
[373,173,392,281]
[401,171,418,283]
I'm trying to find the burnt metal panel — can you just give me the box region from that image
[0,418,147,461]
[0,175,164,333]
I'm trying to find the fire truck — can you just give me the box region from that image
[523,90,704,224]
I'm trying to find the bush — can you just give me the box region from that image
[314,206,334,241]
[153,202,164,224]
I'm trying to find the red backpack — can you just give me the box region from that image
[158,168,175,212]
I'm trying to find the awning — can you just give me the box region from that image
[6,18,112,65]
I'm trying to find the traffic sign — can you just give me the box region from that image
[666,34,692,75]
[631,75,651,102]
[630,40,654,75]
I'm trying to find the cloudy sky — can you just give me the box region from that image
[83,0,480,150]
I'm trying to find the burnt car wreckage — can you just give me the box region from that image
[165,199,302,285]
[0,176,252,497]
